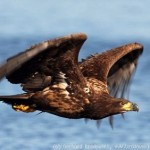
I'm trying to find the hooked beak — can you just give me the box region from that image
[121,102,139,112]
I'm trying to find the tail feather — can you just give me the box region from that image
[0,93,35,112]
[0,93,31,99]
[0,93,33,103]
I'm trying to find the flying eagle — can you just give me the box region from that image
[0,33,143,126]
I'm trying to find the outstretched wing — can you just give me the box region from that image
[80,43,143,127]
[0,33,93,117]
[0,33,87,92]
[80,43,143,98]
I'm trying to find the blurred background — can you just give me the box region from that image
[0,0,150,149]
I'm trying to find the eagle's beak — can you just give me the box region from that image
[121,102,139,112]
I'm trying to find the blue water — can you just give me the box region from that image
[0,1,150,150]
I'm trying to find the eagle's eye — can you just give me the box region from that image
[120,101,125,106]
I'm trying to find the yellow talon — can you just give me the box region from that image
[12,104,35,112]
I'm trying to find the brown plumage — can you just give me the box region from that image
[0,33,143,126]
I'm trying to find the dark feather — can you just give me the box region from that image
[80,43,143,124]
[0,33,87,92]
[80,43,143,84]
[107,47,142,99]
[0,33,142,126]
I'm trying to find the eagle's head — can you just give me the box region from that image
[109,98,139,114]
[85,96,139,120]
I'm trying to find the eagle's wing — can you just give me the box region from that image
[0,33,87,92]
[80,43,143,97]
[80,43,143,126]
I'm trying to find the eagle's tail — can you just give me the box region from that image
[0,93,35,112]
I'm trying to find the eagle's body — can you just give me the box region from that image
[0,33,143,125]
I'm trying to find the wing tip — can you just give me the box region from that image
[70,32,87,41]
[134,42,144,49]
[27,33,87,52]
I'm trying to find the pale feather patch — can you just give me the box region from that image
[51,71,71,98]
[58,71,67,79]
[60,90,70,99]
[87,78,108,94]
[52,82,68,90]
[84,98,90,104]
[84,87,90,93]
[52,71,68,89]
[42,87,51,95]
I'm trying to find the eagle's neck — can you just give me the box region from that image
[83,93,121,120]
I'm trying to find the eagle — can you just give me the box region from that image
[0,33,143,126]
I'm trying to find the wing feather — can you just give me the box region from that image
[80,43,143,125]
[80,43,143,98]
[0,33,87,92]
